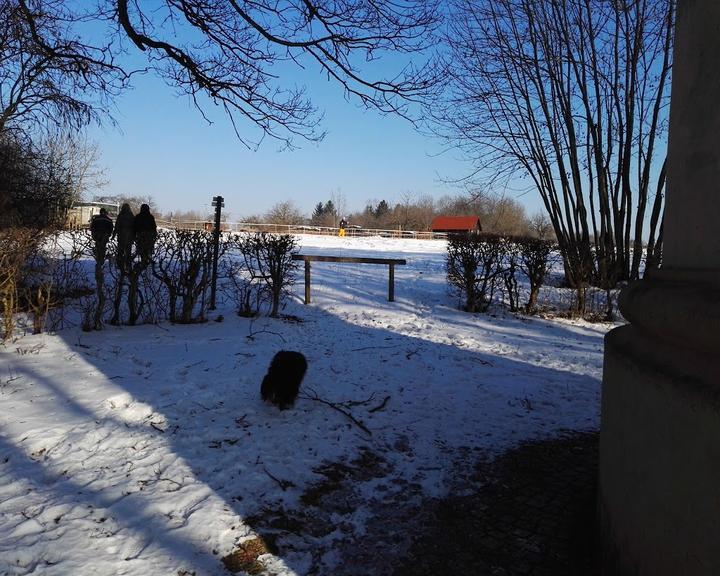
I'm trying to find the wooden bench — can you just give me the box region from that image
[292,254,407,304]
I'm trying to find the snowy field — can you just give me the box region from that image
[0,234,614,575]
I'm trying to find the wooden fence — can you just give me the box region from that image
[155,220,447,240]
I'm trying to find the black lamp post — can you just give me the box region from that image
[209,195,224,310]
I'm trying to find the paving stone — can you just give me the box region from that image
[393,432,600,576]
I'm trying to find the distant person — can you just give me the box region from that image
[90,208,114,262]
[339,217,348,237]
[134,203,157,264]
[112,203,135,271]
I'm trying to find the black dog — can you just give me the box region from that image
[261,351,308,409]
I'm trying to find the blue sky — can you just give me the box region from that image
[88,72,450,220]
[86,65,543,221]
[77,3,552,223]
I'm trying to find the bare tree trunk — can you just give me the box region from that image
[645,157,667,273]
[432,0,674,299]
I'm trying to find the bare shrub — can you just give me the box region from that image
[106,230,168,326]
[108,240,138,326]
[29,223,114,331]
[583,283,620,322]
[500,238,521,312]
[14,235,53,335]
[446,233,505,313]
[517,237,555,314]
[0,229,44,339]
[39,229,114,332]
[23,281,52,334]
[91,242,109,330]
[237,233,298,317]
[1,230,97,334]
[219,252,269,318]
[152,229,224,324]
[45,231,95,331]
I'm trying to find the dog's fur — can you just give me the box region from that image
[261,351,307,409]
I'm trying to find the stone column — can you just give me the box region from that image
[663,0,720,269]
[599,2,720,575]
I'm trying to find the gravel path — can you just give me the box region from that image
[246,432,600,575]
[394,431,600,576]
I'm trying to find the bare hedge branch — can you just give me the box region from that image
[236,232,298,317]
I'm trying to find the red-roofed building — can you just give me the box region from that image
[430,215,482,234]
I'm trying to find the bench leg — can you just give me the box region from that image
[388,263,395,302]
[304,261,311,304]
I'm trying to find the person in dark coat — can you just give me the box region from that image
[134,203,157,264]
[112,203,135,271]
[90,208,114,262]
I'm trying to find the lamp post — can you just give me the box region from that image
[209,195,224,310]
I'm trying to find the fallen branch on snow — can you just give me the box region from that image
[150,421,165,433]
[263,466,296,491]
[368,395,391,413]
[300,388,372,436]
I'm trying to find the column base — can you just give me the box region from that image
[599,321,720,575]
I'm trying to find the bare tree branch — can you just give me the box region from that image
[2,0,441,148]
[429,0,673,295]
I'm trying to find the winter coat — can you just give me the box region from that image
[134,206,157,237]
[114,207,135,246]
[134,205,157,263]
[90,213,114,240]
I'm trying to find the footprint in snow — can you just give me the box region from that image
[103,393,158,425]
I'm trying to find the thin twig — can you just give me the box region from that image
[158,477,182,491]
[246,329,286,342]
[350,344,401,352]
[263,467,296,491]
[247,317,286,342]
[150,422,165,433]
[341,393,376,408]
[368,395,391,413]
[75,339,90,349]
[300,390,372,436]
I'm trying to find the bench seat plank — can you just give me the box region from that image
[291,254,407,303]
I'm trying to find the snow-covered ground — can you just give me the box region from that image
[0,234,614,575]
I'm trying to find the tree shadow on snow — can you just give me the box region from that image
[3,288,606,575]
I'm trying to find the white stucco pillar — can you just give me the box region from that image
[599,1,720,575]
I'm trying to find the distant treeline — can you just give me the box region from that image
[151,193,554,240]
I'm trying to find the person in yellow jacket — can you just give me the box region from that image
[338,217,348,237]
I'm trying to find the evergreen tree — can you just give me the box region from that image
[375,200,390,219]
[310,202,325,224]
[323,200,336,218]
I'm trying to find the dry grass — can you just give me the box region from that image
[0,228,44,340]
[221,537,275,574]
